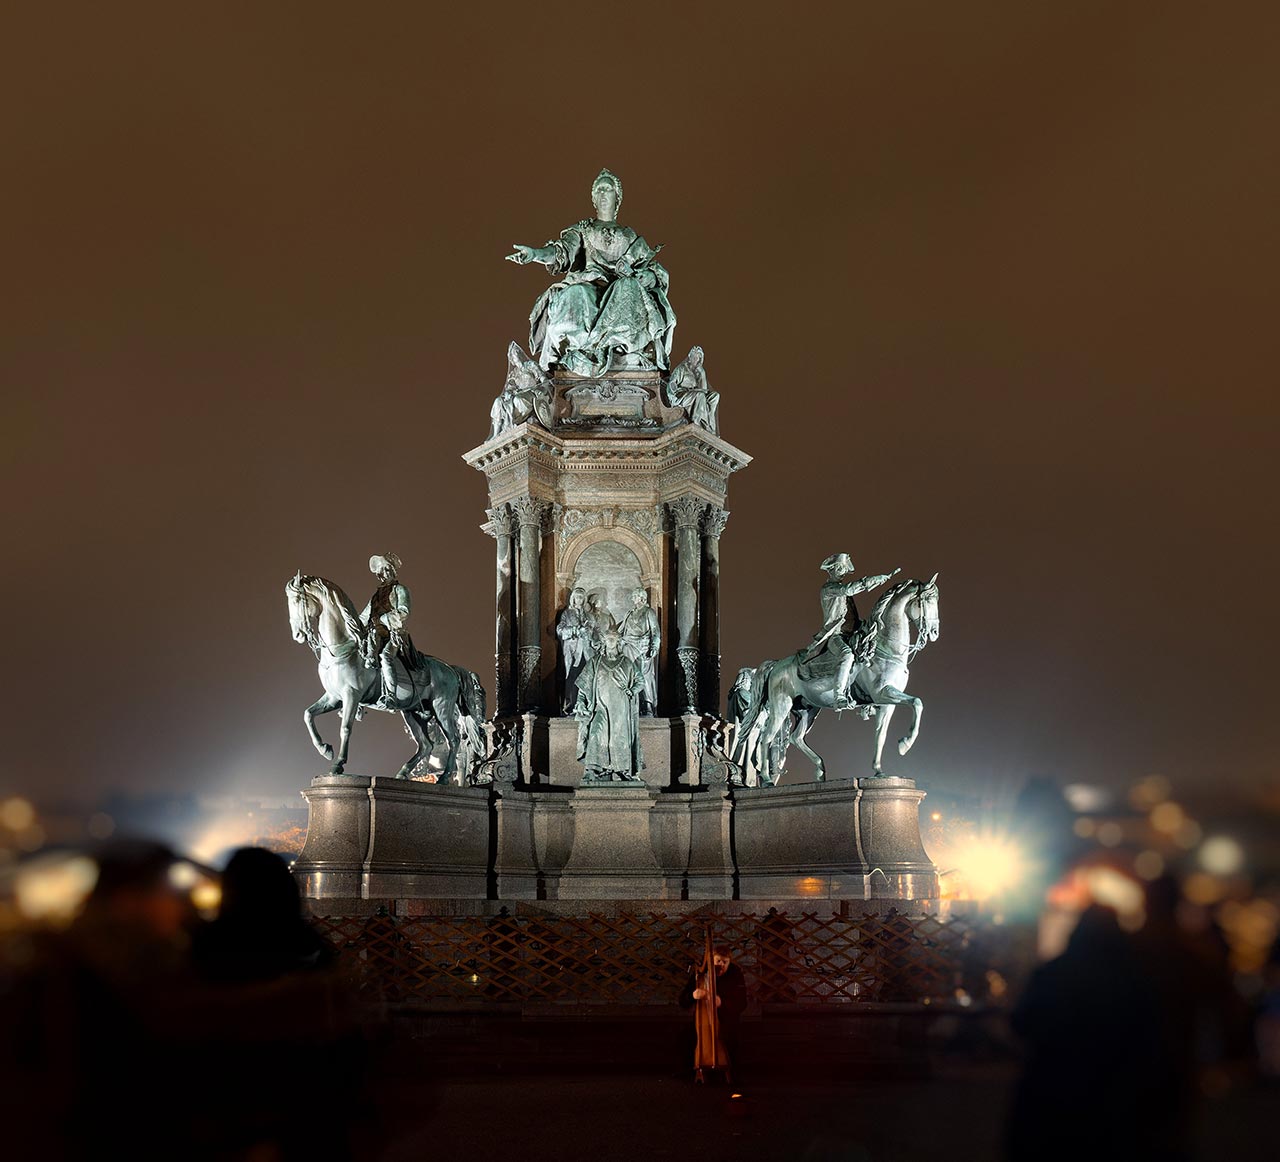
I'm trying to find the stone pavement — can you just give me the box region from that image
[354,1036,1273,1162]
[371,1067,1014,1162]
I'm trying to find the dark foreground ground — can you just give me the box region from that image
[351,1017,1273,1162]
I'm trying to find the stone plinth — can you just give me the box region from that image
[539,714,701,790]
[855,776,939,900]
[733,777,937,901]
[295,774,937,904]
[492,787,575,900]
[294,775,490,899]
[557,787,666,899]
[294,774,372,898]
[364,778,491,898]
[650,789,735,899]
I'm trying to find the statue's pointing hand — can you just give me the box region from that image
[505,244,535,265]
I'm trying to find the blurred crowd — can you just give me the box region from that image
[1005,873,1265,1162]
[0,842,367,1161]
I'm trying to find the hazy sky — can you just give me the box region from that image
[3,3,1276,818]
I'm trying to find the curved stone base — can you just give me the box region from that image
[732,777,938,900]
[295,772,937,903]
[294,774,490,900]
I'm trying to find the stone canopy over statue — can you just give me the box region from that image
[506,168,676,375]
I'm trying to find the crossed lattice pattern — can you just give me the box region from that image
[310,910,995,1008]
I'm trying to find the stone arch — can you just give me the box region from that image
[557,527,661,627]
[559,525,659,587]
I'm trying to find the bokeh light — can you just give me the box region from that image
[1095,821,1123,847]
[1198,835,1243,876]
[1133,850,1165,880]
[947,836,1027,900]
[14,853,99,923]
[1128,775,1170,810]
[1,798,36,831]
[1150,801,1185,833]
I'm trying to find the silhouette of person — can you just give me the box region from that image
[1,840,202,1159]
[1005,904,1161,1162]
[192,847,362,1161]
[1129,874,1243,1161]
[193,846,333,982]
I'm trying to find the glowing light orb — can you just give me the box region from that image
[950,837,1026,900]
[15,854,99,923]
[1,798,35,831]
[1198,836,1243,876]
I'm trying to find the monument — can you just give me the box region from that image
[291,169,942,905]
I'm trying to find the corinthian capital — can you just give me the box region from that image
[485,504,517,538]
[665,496,706,531]
[510,496,553,530]
[701,506,730,539]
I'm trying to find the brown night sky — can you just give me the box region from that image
[2,4,1277,822]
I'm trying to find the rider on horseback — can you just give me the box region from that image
[361,554,414,708]
[801,553,899,711]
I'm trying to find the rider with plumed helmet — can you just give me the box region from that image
[361,554,413,707]
[802,553,898,710]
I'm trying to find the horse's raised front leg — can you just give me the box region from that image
[304,692,341,764]
[872,704,896,776]
[331,690,361,775]
[396,711,431,780]
[871,685,923,771]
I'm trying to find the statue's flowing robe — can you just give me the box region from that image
[575,653,645,777]
[666,362,719,433]
[556,606,592,711]
[620,606,661,711]
[529,219,675,372]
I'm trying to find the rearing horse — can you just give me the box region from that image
[285,572,487,781]
[733,575,940,782]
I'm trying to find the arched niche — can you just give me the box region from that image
[561,535,657,627]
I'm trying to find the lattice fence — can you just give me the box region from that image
[311,909,1009,1009]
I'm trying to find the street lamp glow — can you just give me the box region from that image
[1199,836,1244,876]
[949,836,1027,900]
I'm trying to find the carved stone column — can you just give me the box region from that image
[510,497,551,712]
[666,496,705,713]
[485,505,517,716]
[699,506,729,714]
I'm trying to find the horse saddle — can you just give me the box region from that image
[795,650,841,683]
[795,629,874,684]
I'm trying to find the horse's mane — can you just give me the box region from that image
[868,578,919,633]
[309,575,365,640]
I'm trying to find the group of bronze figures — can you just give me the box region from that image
[556,586,661,784]
[285,169,940,785]
[286,550,939,785]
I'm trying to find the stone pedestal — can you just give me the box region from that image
[294,774,372,899]
[855,776,939,899]
[733,777,938,901]
[295,774,936,904]
[557,787,665,898]
[538,714,702,790]
[294,775,490,900]
[647,790,734,899]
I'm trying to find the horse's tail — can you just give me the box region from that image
[456,667,488,761]
[732,659,776,766]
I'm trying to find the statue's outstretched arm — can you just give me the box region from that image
[506,243,557,266]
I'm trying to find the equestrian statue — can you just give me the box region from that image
[732,556,940,783]
[285,556,487,782]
